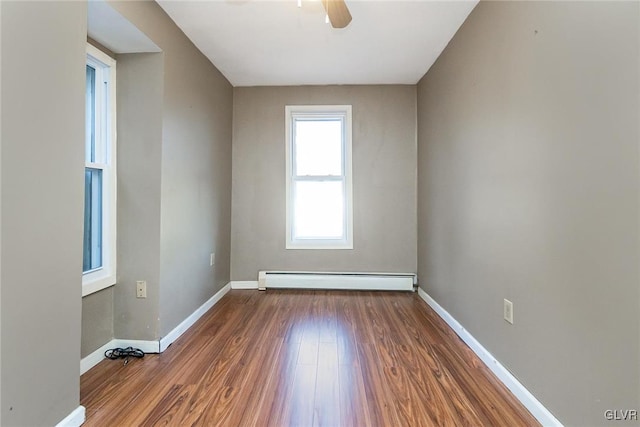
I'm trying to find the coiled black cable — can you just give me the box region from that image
[104,347,144,365]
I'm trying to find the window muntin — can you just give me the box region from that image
[83,44,116,296]
[286,105,353,249]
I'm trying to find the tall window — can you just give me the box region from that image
[83,44,116,296]
[285,105,353,249]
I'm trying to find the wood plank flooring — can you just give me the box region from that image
[81,290,539,426]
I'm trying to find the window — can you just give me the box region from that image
[83,44,116,296]
[286,105,353,249]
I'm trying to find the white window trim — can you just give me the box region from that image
[83,44,117,296]
[285,105,353,250]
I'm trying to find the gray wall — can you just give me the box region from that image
[417,2,639,425]
[231,85,417,281]
[155,22,233,337]
[105,1,234,339]
[1,1,86,425]
[113,52,164,342]
[81,51,165,357]
[81,288,113,357]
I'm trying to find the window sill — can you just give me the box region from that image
[286,241,354,250]
[82,272,116,297]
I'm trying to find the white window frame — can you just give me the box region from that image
[83,44,117,296]
[285,105,353,250]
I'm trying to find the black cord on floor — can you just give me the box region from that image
[105,347,144,365]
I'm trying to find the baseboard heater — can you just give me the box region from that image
[258,271,416,291]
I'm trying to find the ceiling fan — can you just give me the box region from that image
[321,0,352,28]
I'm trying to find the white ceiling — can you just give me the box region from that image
[156,0,478,87]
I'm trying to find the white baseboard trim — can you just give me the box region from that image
[417,287,562,427]
[81,338,161,375]
[159,282,231,352]
[230,280,259,290]
[55,405,85,427]
[112,339,160,354]
[81,340,117,375]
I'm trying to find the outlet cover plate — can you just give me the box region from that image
[136,281,147,298]
[504,299,513,324]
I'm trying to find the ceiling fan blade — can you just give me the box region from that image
[322,0,352,29]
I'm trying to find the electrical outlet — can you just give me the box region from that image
[504,299,513,324]
[210,253,215,266]
[136,281,147,298]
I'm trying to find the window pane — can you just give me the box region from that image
[86,65,96,163]
[294,181,344,239]
[83,168,103,272]
[295,119,342,176]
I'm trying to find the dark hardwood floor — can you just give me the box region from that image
[81,290,539,426]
